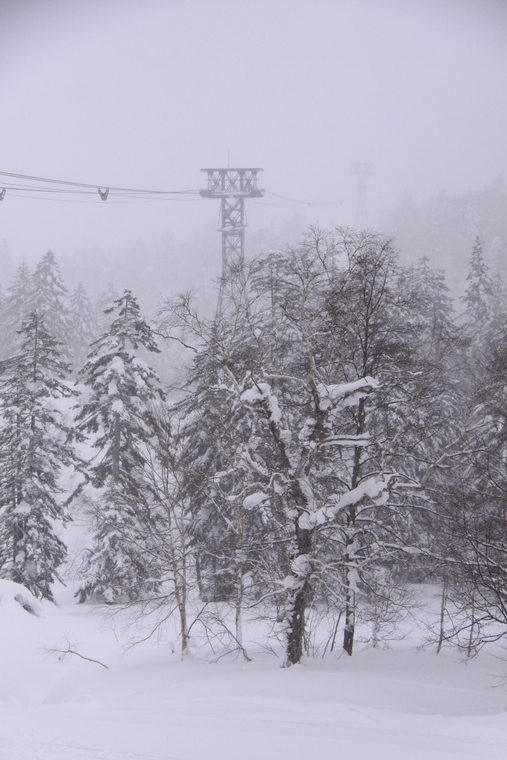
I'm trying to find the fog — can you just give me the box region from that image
[1,0,506,302]
[3,4,507,739]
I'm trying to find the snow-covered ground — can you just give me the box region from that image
[1,580,506,760]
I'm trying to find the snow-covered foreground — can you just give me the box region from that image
[1,581,506,760]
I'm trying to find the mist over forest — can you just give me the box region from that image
[1,2,507,759]
[2,176,507,317]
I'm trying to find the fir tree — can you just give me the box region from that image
[30,250,72,360]
[0,312,79,600]
[462,237,494,331]
[76,290,164,602]
[432,243,507,652]
[94,282,119,335]
[181,323,270,646]
[68,282,99,371]
[76,480,157,603]
[0,263,32,359]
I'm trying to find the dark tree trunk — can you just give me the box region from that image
[342,398,365,656]
[342,522,357,657]
[112,412,121,483]
[343,589,355,656]
[285,522,313,666]
[286,579,310,665]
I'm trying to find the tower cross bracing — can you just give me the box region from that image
[200,168,264,278]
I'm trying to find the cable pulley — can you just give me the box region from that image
[98,187,109,201]
[0,188,5,201]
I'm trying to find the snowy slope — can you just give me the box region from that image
[0,581,506,760]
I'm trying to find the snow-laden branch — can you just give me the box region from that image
[316,376,379,411]
[240,382,282,424]
[298,473,397,529]
[321,433,371,447]
[240,375,379,432]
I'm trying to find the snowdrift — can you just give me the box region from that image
[0,583,506,759]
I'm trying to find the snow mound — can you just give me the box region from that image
[0,579,43,616]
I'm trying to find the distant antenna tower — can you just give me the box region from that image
[200,168,264,302]
[351,163,373,228]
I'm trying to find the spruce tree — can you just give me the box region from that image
[29,250,72,360]
[462,238,494,340]
[94,282,119,335]
[0,312,78,600]
[1,263,32,359]
[435,243,507,651]
[76,290,164,602]
[181,324,269,646]
[69,282,99,371]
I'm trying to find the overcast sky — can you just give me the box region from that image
[0,0,506,268]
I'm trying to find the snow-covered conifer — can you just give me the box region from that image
[68,282,99,371]
[76,290,164,602]
[29,251,72,361]
[462,237,494,330]
[0,264,32,359]
[94,282,119,335]
[0,312,79,600]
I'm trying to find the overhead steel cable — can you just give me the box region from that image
[265,190,314,204]
[5,192,203,204]
[0,183,99,194]
[0,169,200,198]
[0,168,341,209]
[264,190,341,207]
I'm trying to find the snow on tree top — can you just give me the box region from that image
[316,376,379,410]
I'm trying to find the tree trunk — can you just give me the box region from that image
[235,563,244,647]
[286,579,310,665]
[343,580,355,656]
[112,412,121,483]
[179,596,189,655]
[195,553,204,598]
[342,406,364,656]
[467,589,476,658]
[285,522,312,666]
[342,505,358,656]
[436,572,448,654]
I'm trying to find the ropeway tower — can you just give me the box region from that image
[200,168,264,300]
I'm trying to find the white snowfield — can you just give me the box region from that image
[0,580,506,760]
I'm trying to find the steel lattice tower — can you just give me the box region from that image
[200,168,264,280]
